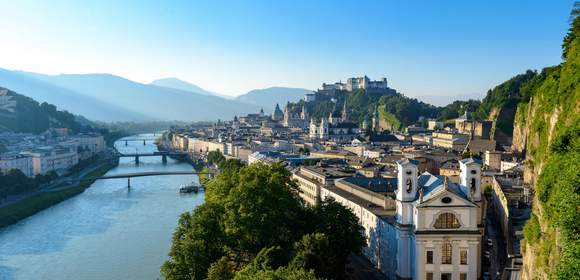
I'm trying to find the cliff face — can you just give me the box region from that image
[489,105,516,146]
[511,101,531,153]
[516,16,580,279]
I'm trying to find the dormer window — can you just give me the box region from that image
[434,212,461,229]
[470,170,477,175]
[406,170,412,175]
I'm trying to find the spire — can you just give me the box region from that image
[443,176,449,191]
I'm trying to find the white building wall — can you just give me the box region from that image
[0,155,34,177]
[29,149,79,175]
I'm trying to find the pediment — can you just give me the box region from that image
[416,188,477,208]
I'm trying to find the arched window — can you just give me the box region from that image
[406,178,413,193]
[470,178,477,192]
[434,213,461,229]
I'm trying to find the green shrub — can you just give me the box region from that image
[523,213,541,244]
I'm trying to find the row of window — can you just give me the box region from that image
[426,244,468,265]
[426,272,467,280]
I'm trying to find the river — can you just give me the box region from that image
[0,133,204,280]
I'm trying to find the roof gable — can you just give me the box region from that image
[416,172,477,207]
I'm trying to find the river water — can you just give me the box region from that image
[0,134,204,280]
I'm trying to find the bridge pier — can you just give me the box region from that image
[135,155,140,165]
[143,140,146,145]
[162,155,167,164]
[125,140,128,146]
[127,177,131,188]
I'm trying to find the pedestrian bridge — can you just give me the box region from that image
[72,170,215,187]
[113,151,189,164]
[97,170,210,179]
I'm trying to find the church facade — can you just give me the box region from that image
[282,104,309,129]
[309,103,360,143]
[320,158,483,280]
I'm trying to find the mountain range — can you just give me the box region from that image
[235,87,313,110]
[0,69,310,122]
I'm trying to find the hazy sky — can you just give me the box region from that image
[0,0,574,98]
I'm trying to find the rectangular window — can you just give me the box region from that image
[441,273,452,280]
[442,242,452,264]
[426,272,433,280]
[426,250,433,264]
[460,250,468,265]
[460,273,467,280]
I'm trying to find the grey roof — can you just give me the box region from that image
[331,122,358,129]
[368,133,399,142]
[396,158,420,166]
[343,177,397,193]
[416,172,470,201]
[459,157,481,166]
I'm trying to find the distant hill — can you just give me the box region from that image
[0,68,148,122]
[0,87,84,133]
[472,70,541,145]
[150,78,231,99]
[236,87,312,112]
[5,70,260,122]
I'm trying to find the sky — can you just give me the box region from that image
[0,0,575,101]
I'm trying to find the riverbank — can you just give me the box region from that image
[0,163,115,228]
[156,133,211,183]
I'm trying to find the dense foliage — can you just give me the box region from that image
[518,8,580,279]
[162,162,365,280]
[287,87,485,131]
[0,87,128,146]
[530,121,579,279]
[437,100,481,121]
[0,169,57,199]
[0,88,82,133]
[344,88,438,128]
[472,70,546,138]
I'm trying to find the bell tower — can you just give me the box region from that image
[396,159,419,225]
[459,158,481,202]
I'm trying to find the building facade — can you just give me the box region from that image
[283,104,309,129]
[25,146,79,175]
[307,158,483,280]
[0,153,34,177]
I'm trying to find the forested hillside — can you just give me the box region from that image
[0,87,126,146]
[0,87,82,133]
[512,11,580,280]
[286,88,479,130]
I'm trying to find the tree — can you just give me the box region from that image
[290,233,335,279]
[216,163,307,257]
[207,150,225,166]
[161,203,226,280]
[310,198,366,278]
[0,169,38,199]
[206,257,235,280]
[234,266,321,280]
[163,163,365,279]
[218,159,244,173]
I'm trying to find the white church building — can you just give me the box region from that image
[317,158,483,280]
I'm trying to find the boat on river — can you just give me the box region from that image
[179,183,204,193]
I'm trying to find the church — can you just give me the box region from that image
[309,103,360,143]
[282,103,309,129]
[316,158,483,280]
